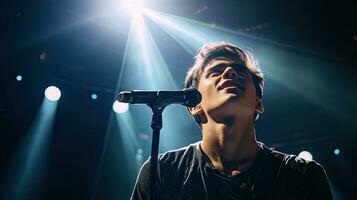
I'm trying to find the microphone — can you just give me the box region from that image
[117,88,201,107]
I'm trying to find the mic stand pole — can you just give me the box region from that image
[148,104,165,200]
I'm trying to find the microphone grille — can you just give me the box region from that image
[183,88,202,107]
[117,91,131,103]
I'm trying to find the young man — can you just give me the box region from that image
[131,42,333,199]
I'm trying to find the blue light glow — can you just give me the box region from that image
[91,93,98,100]
[16,75,23,81]
[334,148,340,155]
[4,98,58,199]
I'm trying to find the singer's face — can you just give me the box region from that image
[197,57,259,121]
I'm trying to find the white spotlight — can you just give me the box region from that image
[113,100,129,113]
[298,150,313,161]
[44,86,61,101]
[121,0,146,15]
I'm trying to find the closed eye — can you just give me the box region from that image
[232,64,249,78]
[237,70,248,78]
[206,66,225,78]
[205,63,249,78]
[207,69,223,77]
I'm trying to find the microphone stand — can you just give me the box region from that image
[117,88,200,199]
[148,104,165,200]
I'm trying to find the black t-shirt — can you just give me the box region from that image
[131,142,333,200]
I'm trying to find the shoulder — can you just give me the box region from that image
[260,143,323,176]
[131,143,200,199]
[263,145,325,177]
[158,142,199,168]
[263,145,332,199]
[261,145,332,199]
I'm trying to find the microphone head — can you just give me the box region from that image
[117,91,132,103]
[183,88,202,107]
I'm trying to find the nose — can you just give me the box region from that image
[222,67,238,79]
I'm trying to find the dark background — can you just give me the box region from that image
[1,0,356,199]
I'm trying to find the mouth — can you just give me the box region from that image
[218,81,244,91]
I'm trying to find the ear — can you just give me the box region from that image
[188,104,203,117]
[256,98,264,113]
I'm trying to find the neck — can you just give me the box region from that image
[201,115,261,175]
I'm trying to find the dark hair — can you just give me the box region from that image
[184,41,264,124]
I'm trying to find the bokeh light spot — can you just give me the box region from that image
[91,93,98,100]
[334,148,340,155]
[16,75,23,81]
[298,150,313,161]
[44,86,61,101]
[113,100,129,113]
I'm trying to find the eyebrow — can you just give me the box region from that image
[205,62,248,73]
[205,63,227,72]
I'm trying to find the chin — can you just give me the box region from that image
[223,92,241,103]
[209,96,240,115]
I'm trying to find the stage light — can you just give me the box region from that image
[143,9,206,54]
[91,93,98,100]
[112,100,129,113]
[334,148,340,155]
[44,86,61,101]
[121,0,146,15]
[124,9,177,90]
[5,97,58,199]
[16,75,22,81]
[298,150,313,161]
